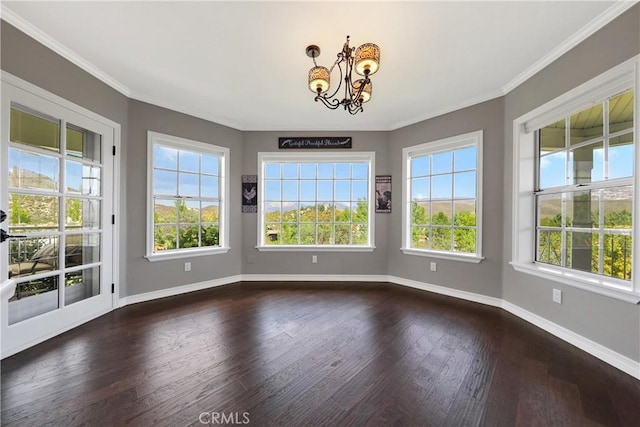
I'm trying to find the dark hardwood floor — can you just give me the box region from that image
[1,282,639,426]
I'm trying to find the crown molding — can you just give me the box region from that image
[501,0,639,94]
[0,4,131,97]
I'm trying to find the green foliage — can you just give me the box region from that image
[410,202,476,253]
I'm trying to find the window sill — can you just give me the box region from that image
[510,261,640,304]
[145,247,230,262]
[400,248,484,263]
[256,245,375,252]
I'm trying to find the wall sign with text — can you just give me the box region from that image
[278,137,352,149]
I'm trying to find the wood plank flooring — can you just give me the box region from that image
[1,282,639,426]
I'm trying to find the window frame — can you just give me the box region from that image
[256,151,375,252]
[145,131,230,262]
[401,130,484,263]
[511,55,640,303]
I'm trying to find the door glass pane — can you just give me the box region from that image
[66,198,101,230]
[65,234,100,267]
[8,236,59,279]
[65,267,100,306]
[609,90,633,133]
[570,103,603,145]
[9,148,59,191]
[8,275,59,325]
[66,161,101,196]
[10,107,60,152]
[66,124,102,163]
[8,193,59,233]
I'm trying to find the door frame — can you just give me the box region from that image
[0,71,121,358]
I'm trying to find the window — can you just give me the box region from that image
[512,56,639,302]
[401,131,483,262]
[257,152,374,250]
[146,131,229,261]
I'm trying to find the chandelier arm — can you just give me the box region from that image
[324,60,344,101]
[315,94,342,110]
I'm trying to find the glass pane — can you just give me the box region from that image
[178,173,199,197]
[335,204,350,223]
[335,180,350,201]
[202,154,220,175]
[283,163,298,179]
[8,275,59,325]
[537,193,562,227]
[351,201,367,223]
[602,234,632,280]
[318,163,333,179]
[179,151,199,172]
[178,225,199,248]
[66,161,101,196]
[454,171,476,198]
[570,103,603,145]
[565,190,595,229]
[317,224,332,245]
[300,180,315,201]
[265,224,280,245]
[264,202,281,222]
[317,181,333,200]
[411,202,429,225]
[352,180,368,201]
[154,145,177,170]
[411,155,429,177]
[154,199,177,224]
[65,267,100,306]
[352,163,368,179]
[9,148,59,191]
[265,180,281,201]
[412,226,428,248]
[454,146,476,171]
[609,90,633,133]
[411,177,429,200]
[335,163,350,179]
[8,236,59,278]
[300,163,316,179]
[432,228,452,251]
[568,141,604,184]
[65,234,100,267]
[65,198,100,230]
[335,225,350,244]
[154,226,177,251]
[66,125,101,163]
[201,202,219,223]
[282,204,298,223]
[10,108,60,152]
[539,151,566,189]
[154,170,177,195]
[352,223,367,245]
[300,223,315,244]
[283,181,298,201]
[201,225,219,247]
[609,133,633,180]
[8,193,59,233]
[603,186,633,228]
[539,119,565,152]
[431,201,452,225]
[567,231,593,273]
[454,228,476,253]
[201,176,219,198]
[432,174,452,199]
[300,203,316,223]
[537,230,562,266]
[454,200,476,226]
[282,224,299,245]
[432,151,452,174]
[179,201,199,223]
[317,203,333,222]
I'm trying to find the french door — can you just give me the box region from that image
[1,76,117,358]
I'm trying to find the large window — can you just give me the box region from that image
[401,131,483,262]
[146,131,229,261]
[257,152,374,250]
[512,56,639,302]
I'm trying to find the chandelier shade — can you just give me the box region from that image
[304,35,380,115]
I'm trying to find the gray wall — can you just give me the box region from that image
[388,98,504,298]
[126,101,243,296]
[0,21,130,293]
[502,5,640,362]
[241,131,390,276]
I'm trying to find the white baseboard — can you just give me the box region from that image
[387,275,503,307]
[118,275,242,307]
[501,301,640,380]
[240,274,388,282]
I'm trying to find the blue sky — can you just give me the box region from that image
[153,145,220,197]
[410,146,477,200]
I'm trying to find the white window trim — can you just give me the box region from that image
[512,55,640,304]
[256,151,375,251]
[145,131,230,262]
[401,130,484,263]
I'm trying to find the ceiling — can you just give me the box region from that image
[1,1,631,131]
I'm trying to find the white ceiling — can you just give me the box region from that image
[1,1,629,131]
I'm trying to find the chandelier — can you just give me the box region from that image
[306,36,380,115]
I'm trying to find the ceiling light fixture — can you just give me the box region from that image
[306,36,380,115]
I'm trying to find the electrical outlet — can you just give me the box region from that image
[184,262,191,272]
[553,288,562,304]
[312,255,318,263]
[430,262,437,272]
